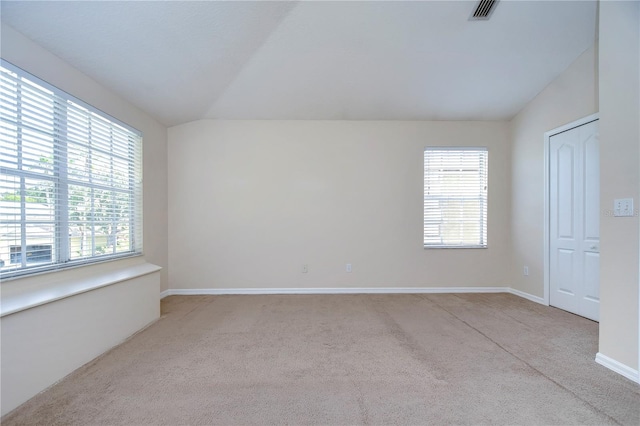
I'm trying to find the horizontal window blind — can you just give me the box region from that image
[424,147,488,248]
[0,60,143,278]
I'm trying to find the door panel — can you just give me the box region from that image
[549,119,599,321]
[584,134,600,240]
[583,251,600,300]
[557,144,575,238]
[557,249,575,294]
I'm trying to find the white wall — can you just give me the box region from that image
[509,45,598,297]
[598,0,640,372]
[168,120,511,290]
[0,25,169,291]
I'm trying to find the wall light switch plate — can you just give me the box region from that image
[614,198,634,217]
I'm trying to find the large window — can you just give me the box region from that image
[0,61,143,278]
[423,147,488,248]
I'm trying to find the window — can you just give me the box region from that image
[423,147,488,248]
[0,60,143,278]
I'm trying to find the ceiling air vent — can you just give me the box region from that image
[470,0,499,20]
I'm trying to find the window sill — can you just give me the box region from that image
[0,259,161,317]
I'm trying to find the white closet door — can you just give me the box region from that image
[549,120,599,321]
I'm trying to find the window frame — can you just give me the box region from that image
[0,60,143,280]
[423,146,488,249]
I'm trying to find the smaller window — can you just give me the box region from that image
[424,147,488,248]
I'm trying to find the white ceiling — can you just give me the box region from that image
[1,1,597,127]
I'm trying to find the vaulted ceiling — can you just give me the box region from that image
[1,1,597,127]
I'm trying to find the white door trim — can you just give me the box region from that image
[544,113,599,307]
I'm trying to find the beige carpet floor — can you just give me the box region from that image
[3,293,639,425]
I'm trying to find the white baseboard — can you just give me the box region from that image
[508,288,547,305]
[160,286,509,298]
[595,353,640,383]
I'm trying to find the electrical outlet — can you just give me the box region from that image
[614,198,634,217]
[302,264,308,273]
[346,263,352,273]
[524,266,529,276]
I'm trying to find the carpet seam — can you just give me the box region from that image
[367,297,449,383]
[422,294,623,426]
[351,378,370,425]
